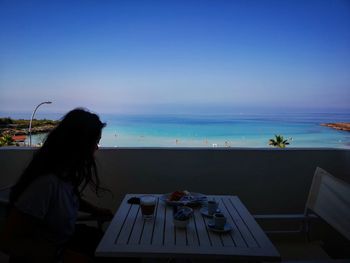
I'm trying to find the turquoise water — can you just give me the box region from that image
[98,113,350,148]
[5,112,350,148]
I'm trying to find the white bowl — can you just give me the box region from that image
[173,218,190,228]
[180,206,193,214]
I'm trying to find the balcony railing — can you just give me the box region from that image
[1,147,350,260]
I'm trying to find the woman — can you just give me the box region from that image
[1,108,112,263]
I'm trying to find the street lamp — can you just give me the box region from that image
[29,101,52,147]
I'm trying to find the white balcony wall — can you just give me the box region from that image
[0,148,349,214]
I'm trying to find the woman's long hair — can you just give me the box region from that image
[10,108,106,204]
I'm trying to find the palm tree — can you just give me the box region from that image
[268,135,290,148]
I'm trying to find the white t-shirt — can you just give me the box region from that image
[15,174,79,245]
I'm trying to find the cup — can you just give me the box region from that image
[213,213,226,229]
[207,200,218,215]
[140,195,156,220]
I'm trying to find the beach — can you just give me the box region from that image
[321,123,350,132]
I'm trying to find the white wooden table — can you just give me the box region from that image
[96,194,280,261]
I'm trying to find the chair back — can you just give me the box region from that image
[306,167,350,240]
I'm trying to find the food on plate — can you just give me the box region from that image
[169,190,190,201]
[162,191,207,207]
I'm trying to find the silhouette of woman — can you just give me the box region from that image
[2,108,112,263]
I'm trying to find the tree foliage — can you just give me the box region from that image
[268,135,290,148]
[0,134,15,147]
[0,118,13,125]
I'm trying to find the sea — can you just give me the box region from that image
[2,112,350,149]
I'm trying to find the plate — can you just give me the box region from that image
[160,192,207,206]
[207,222,233,233]
[200,207,221,218]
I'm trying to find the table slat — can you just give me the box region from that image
[186,216,199,246]
[216,197,244,247]
[151,197,166,245]
[116,203,140,244]
[222,196,259,248]
[163,204,175,245]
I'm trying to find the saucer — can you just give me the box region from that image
[207,222,233,233]
[200,207,221,218]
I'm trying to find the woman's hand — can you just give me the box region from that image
[79,198,113,219]
[91,207,113,219]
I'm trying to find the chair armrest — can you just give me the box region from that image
[254,213,318,220]
[253,213,319,235]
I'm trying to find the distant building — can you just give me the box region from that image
[12,135,26,142]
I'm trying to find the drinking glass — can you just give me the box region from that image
[140,195,156,220]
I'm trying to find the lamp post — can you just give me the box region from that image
[29,101,52,147]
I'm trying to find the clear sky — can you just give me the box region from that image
[1,0,349,114]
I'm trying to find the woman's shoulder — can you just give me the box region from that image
[33,173,59,185]
[23,174,76,202]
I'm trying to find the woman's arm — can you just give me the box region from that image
[79,198,113,218]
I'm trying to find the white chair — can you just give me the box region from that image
[255,167,350,237]
[254,167,350,260]
[305,167,350,240]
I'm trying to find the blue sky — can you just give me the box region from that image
[0,0,349,114]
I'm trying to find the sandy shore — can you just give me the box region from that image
[321,122,350,132]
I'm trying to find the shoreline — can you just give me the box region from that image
[320,122,350,132]
[0,118,58,145]
[0,124,57,136]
